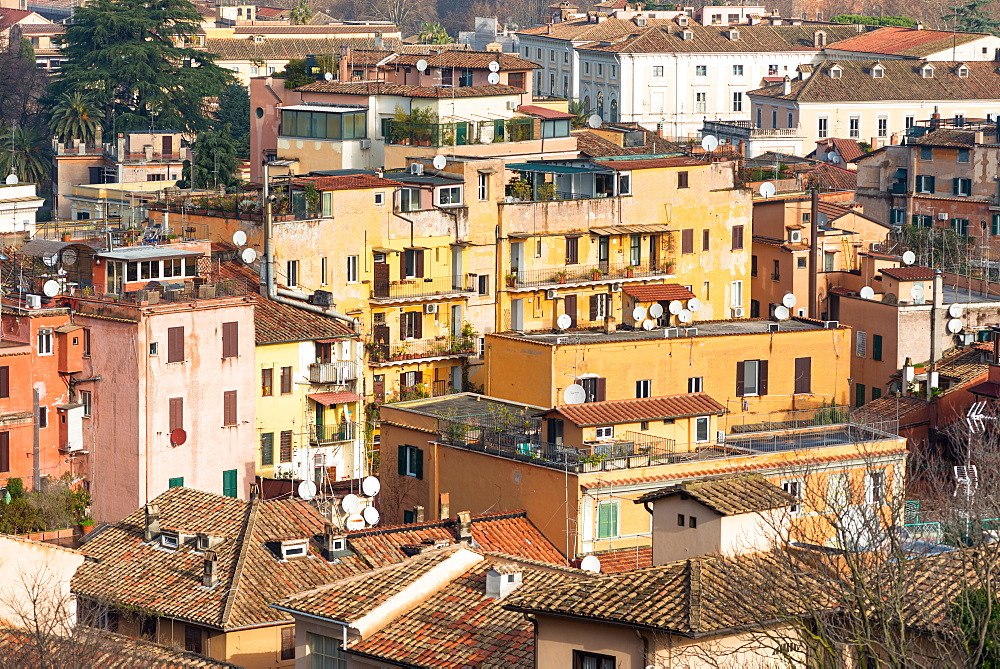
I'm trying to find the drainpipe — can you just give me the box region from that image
[927,269,943,400]
[809,188,820,318]
[33,388,40,490]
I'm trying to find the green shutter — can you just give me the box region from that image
[261,433,274,466]
[872,334,883,361]
[222,469,237,498]
[597,502,618,539]
[168,477,184,488]
[872,387,882,401]
[992,214,1000,236]
[398,445,406,476]
[414,447,424,480]
[855,383,866,407]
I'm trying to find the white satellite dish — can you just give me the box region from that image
[232,230,247,246]
[632,305,647,321]
[4,174,17,185]
[345,514,366,530]
[563,383,587,405]
[362,506,380,525]
[42,280,60,298]
[557,313,572,330]
[668,300,683,315]
[297,480,317,500]
[774,305,790,320]
[580,555,601,573]
[678,309,692,323]
[432,154,447,170]
[781,293,797,308]
[828,152,841,164]
[759,182,776,198]
[342,494,361,514]
[41,252,58,267]
[910,284,925,303]
[642,319,655,330]
[587,114,602,129]
[362,476,381,497]
[241,248,257,264]
[649,302,664,318]
[948,303,963,318]
[488,60,500,72]
[859,286,875,300]
[701,135,719,152]
[902,251,916,266]
[687,298,701,312]
[324,72,334,81]
[948,318,963,334]
[487,72,500,85]
[416,59,428,72]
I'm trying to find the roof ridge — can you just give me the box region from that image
[219,496,261,626]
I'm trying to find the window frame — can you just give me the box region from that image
[695,416,710,442]
[635,379,651,398]
[346,255,359,283]
[596,500,619,539]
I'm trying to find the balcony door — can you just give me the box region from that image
[598,236,609,272]
[373,253,389,297]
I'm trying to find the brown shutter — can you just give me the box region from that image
[415,371,424,385]
[399,372,407,389]
[280,627,294,661]
[736,360,745,396]
[222,322,238,358]
[682,229,694,254]
[169,397,183,432]
[416,250,425,278]
[564,294,577,327]
[167,326,184,363]
[415,312,423,339]
[595,377,607,401]
[400,250,407,280]
[0,431,8,472]
[702,229,710,251]
[280,430,293,462]
[589,295,599,321]
[732,225,744,250]
[759,359,769,396]
[223,390,237,426]
[795,357,811,394]
[0,366,8,398]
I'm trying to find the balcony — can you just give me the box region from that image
[371,275,473,301]
[367,337,476,364]
[702,119,803,140]
[385,118,534,147]
[309,361,358,384]
[506,262,674,290]
[314,421,360,444]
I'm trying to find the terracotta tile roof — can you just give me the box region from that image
[901,549,1000,634]
[595,156,707,170]
[204,37,403,61]
[909,128,983,147]
[802,163,858,191]
[582,545,652,573]
[291,174,402,191]
[817,137,864,162]
[308,391,362,405]
[518,16,677,41]
[72,487,366,630]
[636,475,797,515]
[575,22,862,54]
[543,393,727,426]
[391,50,540,70]
[852,395,928,423]
[622,283,696,302]
[575,130,685,158]
[0,627,239,667]
[518,104,577,119]
[295,81,525,97]
[881,266,935,281]
[233,25,399,35]
[17,22,61,34]
[751,60,1000,103]
[825,26,983,58]
[0,8,37,30]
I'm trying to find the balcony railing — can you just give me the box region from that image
[385,118,534,147]
[314,421,360,444]
[507,262,675,289]
[701,120,803,139]
[367,337,476,363]
[59,278,249,306]
[371,275,472,300]
[309,361,358,384]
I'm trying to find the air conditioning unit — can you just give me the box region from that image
[25,294,41,309]
[731,307,744,318]
[424,303,439,314]
[610,282,622,292]
[824,320,839,329]
[360,139,372,149]
[506,101,516,110]
[789,230,802,243]
[409,163,424,175]
[664,327,678,338]
[767,322,780,333]
[716,430,726,443]
[311,290,333,307]
[546,289,557,299]
[937,212,949,220]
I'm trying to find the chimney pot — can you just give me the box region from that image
[457,510,473,540]
[439,493,450,521]
[144,503,160,542]
[203,550,219,587]
[414,505,425,522]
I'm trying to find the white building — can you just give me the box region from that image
[0,182,43,237]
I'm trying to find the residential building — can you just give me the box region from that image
[11,17,61,69]
[0,180,44,238]
[458,16,520,52]
[822,25,1000,63]
[0,6,48,48]
[0,533,85,629]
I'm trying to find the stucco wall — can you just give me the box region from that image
[0,535,84,630]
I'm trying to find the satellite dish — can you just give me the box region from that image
[362,476,381,497]
[232,230,247,246]
[817,212,830,228]
[432,154,447,170]
[324,72,334,81]
[759,182,776,198]
[4,174,17,185]
[668,300,683,315]
[345,514,366,530]
[298,480,318,500]
[42,280,60,297]
[649,302,664,318]
[241,248,257,264]
[642,319,655,330]
[678,309,692,323]
[362,506,380,525]
[829,152,841,164]
[170,428,187,446]
[60,248,78,266]
[416,59,428,72]
[910,284,925,303]
[632,305,647,321]
[781,293,797,308]
[859,286,875,300]
[557,313,572,330]
[580,555,601,573]
[774,305,790,320]
[487,72,500,85]
[948,318,963,334]
[587,114,602,129]
[687,298,701,312]
[488,60,500,72]
[342,494,361,514]
[41,252,58,267]
[948,303,963,318]
[563,383,587,405]
[902,251,916,266]
[701,135,719,152]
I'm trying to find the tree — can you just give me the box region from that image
[192,127,240,190]
[832,14,917,26]
[51,0,235,135]
[417,21,452,44]
[567,99,591,129]
[946,0,1000,35]
[0,126,52,186]
[280,58,316,89]
[289,0,314,24]
[48,92,101,145]
[214,83,249,159]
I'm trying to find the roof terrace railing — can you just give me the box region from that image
[507,261,674,289]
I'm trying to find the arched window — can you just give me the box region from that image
[583,96,591,114]
[597,92,605,119]
[610,99,619,122]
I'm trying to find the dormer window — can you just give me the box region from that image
[160,530,179,550]
[871,64,884,78]
[957,64,969,78]
[677,15,689,26]
[681,29,693,40]
[829,65,842,79]
[280,539,309,559]
[252,34,264,43]
[921,64,934,78]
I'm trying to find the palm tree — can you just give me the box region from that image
[48,92,101,145]
[417,22,452,44]
[0,125,52,185]
[568,99,591,129]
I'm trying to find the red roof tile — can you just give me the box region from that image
[881,266,936,281]
[622,283,696,302]
[582,545,652,573]
[233,25,399,34]
[308,391,362,405]
[295,81,525,97]
[825,26,983,58]
[0,8,37,31]
[595,157,707,170]
[518,104,576,119]
[292,174,402,191]
[544,393,727,426]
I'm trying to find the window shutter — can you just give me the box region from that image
[415,312,423,339]
[222,322,238,358]
[952,178,960,196]
[222,469,237,498]
[399,372,407,389]
[398,445,406,476]
[736,361,745,396]
[589,295,599,321]
[565,294,577,327]
[0,366,8,398]
[400,251,407,280]
[223,390,237,426]
[759,359,769,395]
[167,326,184,363]
[260,433,274,466]
[794,357,811,394]
[595,377,607,401]
[280,430,293,462]
[416,250,425,278]
[873,334,883,361]
[0,432,8,473]
[169,397,183,432]
[415,371,424,385]
[682,229,694,254]
[415,447,424,479]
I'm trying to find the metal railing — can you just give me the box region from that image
[507,261,674,289]
[309,361,358,384]
[69,278,250,306]
[366,337,476,363]
[371,275,472,300]
[314,422,360,444]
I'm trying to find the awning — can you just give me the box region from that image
[590,224,674,235]
[372,247,399,254]
[54,325,83,333]
[505,163,612,174]
[308,392,362,406]
[315,338,342,344]
[623,284,696,302]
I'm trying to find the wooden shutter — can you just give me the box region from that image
[399,372,408,389]
[281,366,292,394]
[681,229,694,254]
[589,295,600,321]
[260,433,274,466]
[759,360,769,396]
[564,294,577,327]
[0,432,8,473]
[0,366,8,398]
[415,447,424,479]
[415,371,424,385]
[223,390,237,426]
[167,326,184,363]
[736,360,745,397]
[873,335,883,361]
[222,469,237,498]
[414,312,423,339]
[416,250,425,278]
[280,627,295,661]
[794,357,811,394]
[169,397,183,432]
[732,225,744,250]
[400,251,407,280]
[398,445,407,476]
[222,322,238,358]
[595,377,607,401]
[280,430,292,462]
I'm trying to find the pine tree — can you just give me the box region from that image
[192,127,240,190]
[946,0,1000,35]
[214,84,250,159]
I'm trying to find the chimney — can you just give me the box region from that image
[339,46,351,81]
[457,510,473,541]
[738,139,747,156]
[414,505,425,522]
[321,524,348,559]
[929,270,944,377]
[485,565,523,599]
[931,106,941,129]
[782,76,791,95]
[915,21,924,30]
[439,492,450,520]
[374,32,383,49]
[144,503,160,542]
[603,316,617,334]
[203,550,219,587]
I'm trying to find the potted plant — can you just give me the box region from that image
[591,268,603,281]
[625,265,637,278]
[556,269,568,283]
[79,516,95,535]
[505,273,518,288]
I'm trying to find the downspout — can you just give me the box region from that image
[809,187,820,318]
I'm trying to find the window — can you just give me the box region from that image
[678,513,686,526]
[772,109,777,129]
[915,175,935,193]
[223,390,237,426]
[280,366,292,394]
[855,383,866,407]
[596,500,619,539]
[580,377,606,403]
[782,480,802,513]
[590,293,608,321]
[399,188,419,212]
[958,148,971,163]
[565,237,579,265]
[952,218,969,235]
[610,65,616,79]
[732,91,743,112]
[169,476,184,488]
[222,469,237,498]
[756,107,762,128]
[636,379,651,398]
[0,431,7,473]
[695,65,707,76]
[913,214,933,227]
[221,321,238,358]
[794,357,811,394]
[597,64,602,77]
[595,425,614,439]
[169,397,183,432]
[731,280,743,308]
[731,225,744,250]
[374,192,385,206]
[993,214,1000,236]
[873,334,883,361]
[573,650,616,669]
[346,255,359,283]
[309,633,348,669]
[279,109,367,140]
[653,65,664,77]
[733,64,743,76]
[772,259,780,281]
[872,387,883,401]
[584,62,590,75]
[0,366,7,399]
[478,274,489,295]
[261,432,274,466]
[702,229,710,252]
[83,328,90,356]
[787,111,794,128]
[695,92,707,113]
[878,116,888,138]
[630,234,642,265]
[436,185,463,206]
[736,359,766,396]
[695,416,709,442]
[681,228,694,254]
[768,64,778,76]
[751,255,757,277]
[818,117,828,139]
[797,257,807,269]
[618,173,631,195]
[280,430,292,462]
[849,115,860,138]
[865,470,886,504]
[403,248,424,278]
[953,178,972,197]
[827,472,850,509]
[401,311,422,339]
[478,172,489,200]
[856,331,867,358]
[37,330,52,355]
[286,260,299,287]
[399,444,423,478]
[81,390,92,417]
[320,257,328,285]
[920,146,933,161]
[281,627,295,661]
[689,515,698,528]
[905,115,915,129]
[37,406,47,429]
[677,171,689,189]
[687,377,703,393]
